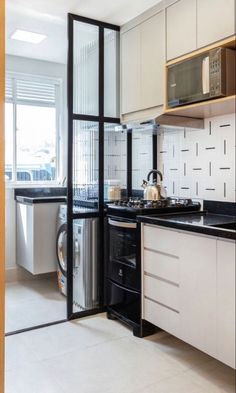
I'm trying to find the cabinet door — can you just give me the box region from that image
[140,11,165,109]
[216,239,235,368]
[197,0,235,48]
[166,0,197,60]
[179,233,217,358]
[121,26,141,114]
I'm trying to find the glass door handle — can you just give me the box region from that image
[74,239,80,268]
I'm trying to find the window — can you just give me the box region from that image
[5,73,61,182]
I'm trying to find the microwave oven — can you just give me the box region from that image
[167,47,236,108]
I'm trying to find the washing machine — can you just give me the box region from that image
[56,204,67,296]
[56,204,99,309]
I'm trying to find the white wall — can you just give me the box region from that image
[5,55,67,272]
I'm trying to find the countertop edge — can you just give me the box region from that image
[137,216,236,240]
[16,196,67,204]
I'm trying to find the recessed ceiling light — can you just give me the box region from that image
[10,29,47,44]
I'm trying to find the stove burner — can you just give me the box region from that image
[112,197,194,209]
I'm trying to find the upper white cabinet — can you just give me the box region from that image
[121,25,141,114]
[166,0,197,61]
[121,11,165,116]
[140,11,165,109]
[166,0,235,61]
[197,0,235,48]
[121,0,235,117]
[216,239,236,368]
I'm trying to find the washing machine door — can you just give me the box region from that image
[56,223,67,277]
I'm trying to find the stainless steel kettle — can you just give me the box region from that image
[142,170,166,200]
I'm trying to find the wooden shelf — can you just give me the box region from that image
[164,95,236,120]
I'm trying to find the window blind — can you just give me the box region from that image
[6,75,57,106]
[5,76,13,102]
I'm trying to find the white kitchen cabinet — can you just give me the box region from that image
[142,224,236,367]
[143,224,180,256]
[140,11,165,109]
[121,25,141,114]
[179,232,217,358]
[197,0,235,49]
[166,0,197,60]
[144,298,180,337]
[216,239,235,368]
[121,11,164,116]
[142,224,181,337]
[16,202,60,274]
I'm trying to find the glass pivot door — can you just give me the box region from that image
[67,13,120,319]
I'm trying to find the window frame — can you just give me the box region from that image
[5,71,62,185]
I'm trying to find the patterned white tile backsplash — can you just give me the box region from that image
[157,113,236,202]
[132,130,153,189]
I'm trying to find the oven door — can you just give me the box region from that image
[108,217,140,291]
[107,279,140,325]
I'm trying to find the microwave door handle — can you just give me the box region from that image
[202,56,210,95]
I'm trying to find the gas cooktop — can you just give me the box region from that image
[107,197,201,218]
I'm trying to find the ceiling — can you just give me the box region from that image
[6,0,162,64]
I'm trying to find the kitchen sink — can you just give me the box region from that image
[210,222,236,231]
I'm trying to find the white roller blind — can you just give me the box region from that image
[6,74,58,106]
[5,76,13,102]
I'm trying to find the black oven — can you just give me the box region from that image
[106,214,156,337]
[106,215,143,335]
[107,217,140,291]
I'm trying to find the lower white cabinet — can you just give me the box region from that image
[16,202,61,274]
[179,233,217,358]
[143,298,180,338]
[142,224,236,368]
[216,239,235,368]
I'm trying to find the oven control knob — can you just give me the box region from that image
[118,269,123,277]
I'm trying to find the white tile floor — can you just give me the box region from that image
[5,314,235,393]
[5,277,66,333]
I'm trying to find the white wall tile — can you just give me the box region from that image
[157,113,236,202]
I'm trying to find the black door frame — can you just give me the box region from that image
[67,13,120,320]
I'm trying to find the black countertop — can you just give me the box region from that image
[137,211,236,240]
[16,195,67,204]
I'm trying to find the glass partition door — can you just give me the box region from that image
[67,14,120,319]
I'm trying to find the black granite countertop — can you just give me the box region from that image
[16,195,67,204]
[15,187,67,204]
[137,211,236,240]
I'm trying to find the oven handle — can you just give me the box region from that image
[108,218,137,229]
[109,279,140,294]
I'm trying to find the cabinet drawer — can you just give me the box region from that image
[143,298,180,337]
[143,225,180,256]
[143,249,179,284]
[144,275,180,311]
